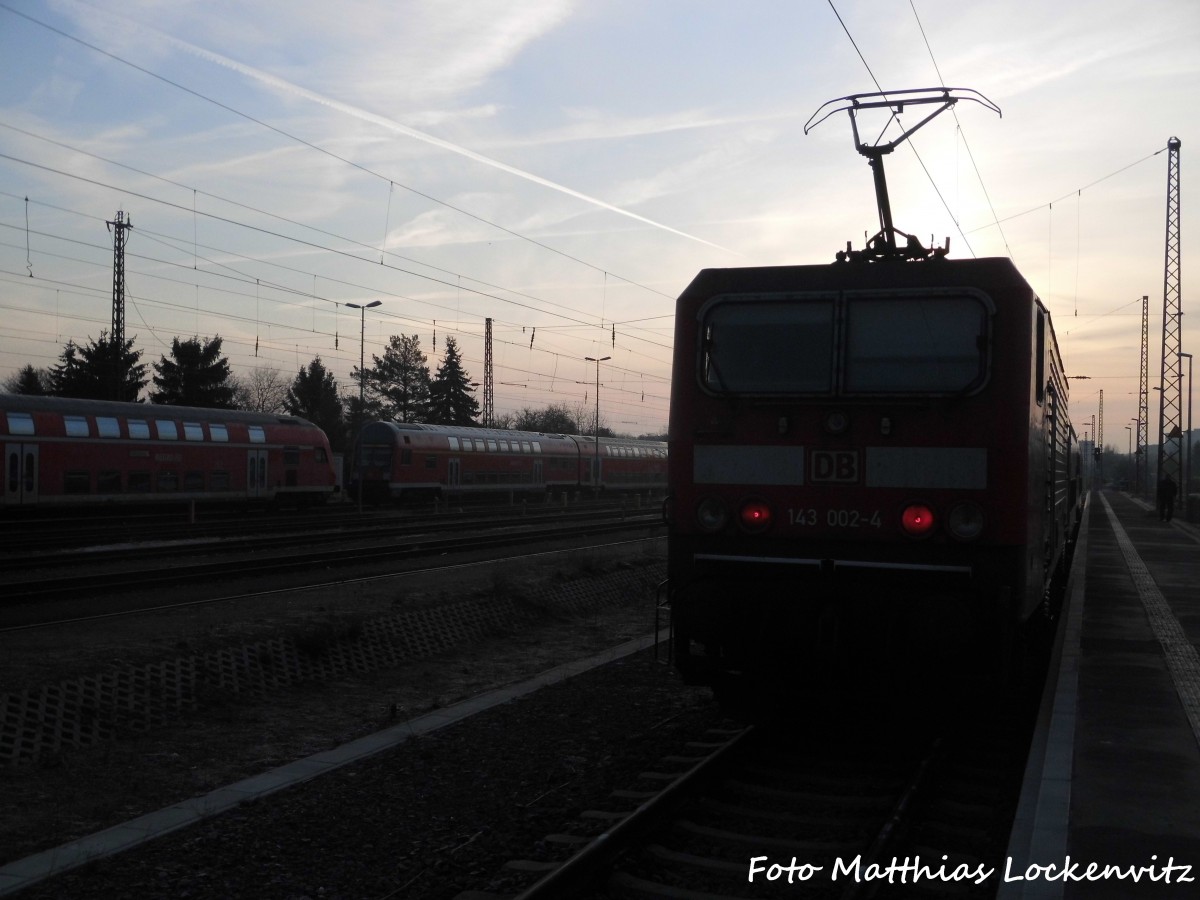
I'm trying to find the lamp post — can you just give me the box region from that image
[584,355,610,493]
[345,300,382,512]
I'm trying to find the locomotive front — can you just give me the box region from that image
[666,258,1062,703]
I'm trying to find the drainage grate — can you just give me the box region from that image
[0,565,662,765]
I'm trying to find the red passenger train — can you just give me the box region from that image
[354,422,667,503]
[2,394,338,510]
[666,257,1083,702]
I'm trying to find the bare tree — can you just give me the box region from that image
[509,401,608,436]
[233,366,289,413]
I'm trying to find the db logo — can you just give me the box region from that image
[810,450,858,483]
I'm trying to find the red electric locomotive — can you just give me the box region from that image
[355,422,667,503]
[666,88,1082,704]
[1,394,337,510]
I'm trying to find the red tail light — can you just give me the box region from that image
[739,500,772,532]
[901,503,936,537]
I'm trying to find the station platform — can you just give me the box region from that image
[1003,490,1200,899]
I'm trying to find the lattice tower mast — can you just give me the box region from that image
[1139,294,1149,494]
[106,210,132,400]
[483,317,494,428]
[1098,389,1105,480]
[1157,137,1183,488]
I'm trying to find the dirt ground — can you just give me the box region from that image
[0,540,674,865]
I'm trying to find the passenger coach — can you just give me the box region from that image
[666,258,1081,700]
[355,421,667,503]
[2,394,337,510]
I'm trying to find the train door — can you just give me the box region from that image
[533,460,543,485]
[3,443,38,506]
[447,457,461,487]
[247,449,269,498]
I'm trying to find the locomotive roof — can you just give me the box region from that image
[0,393,319,429]
[680,256,1034,298]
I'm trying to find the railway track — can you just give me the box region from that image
[0,495,660,558]
[1,512,662,607]
[459,698,1033,900]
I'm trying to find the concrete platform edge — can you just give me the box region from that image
[999,494,1091,899]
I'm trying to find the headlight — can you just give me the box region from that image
[696,497,728,533]
[948,502,985,541]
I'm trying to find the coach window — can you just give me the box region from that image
[64,471,90,494]
[98,470,121,492]
[448,437,460,450]
[520,441,531,453]
[128,471,151,492]
[185,471,205,491]
[6,412,35,435]
[531,441,542,453]
[96,417,120,438]
[248,426,266,444]
[211,472,231,491]
[475,439,486,452]
[702,298,835,393]
[283,447,300,466]
[487,440,498,452]
[64,416,90,437]
[460,439,472,451]
[155,420,178,440]
[425,455,437,468]
[128,419,150,439]
[157,472,179,492]
[183,422,204,441]
[210,424,229,442]
[315,447,328,463]
[844,296,987,394]
[498,440,510,452]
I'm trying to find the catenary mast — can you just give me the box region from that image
[1157,138,1183,491]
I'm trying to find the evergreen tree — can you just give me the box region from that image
[365,334,431,422]
[427,337,480,426]
[150,336,236,408]
[285,357,346,450]
[3,364,51,395]
[48,332,146,401]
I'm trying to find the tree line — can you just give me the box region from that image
[2,330,659,449]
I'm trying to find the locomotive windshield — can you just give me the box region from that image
[702,292,988,396]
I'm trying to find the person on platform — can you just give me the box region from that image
[1157,475,1178,522]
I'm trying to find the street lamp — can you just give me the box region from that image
[584,355,610,493]
[345,300,382,512]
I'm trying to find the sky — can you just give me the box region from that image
[0,0,1197,443]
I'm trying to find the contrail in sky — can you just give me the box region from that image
[35,0,737,255]
[193,47,737,254]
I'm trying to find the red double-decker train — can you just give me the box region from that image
[2,394,338,510]
[666,257,1083,704]
[354,422,667,503]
